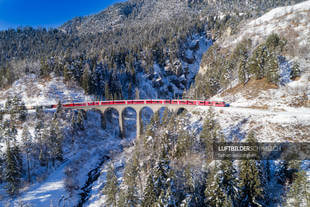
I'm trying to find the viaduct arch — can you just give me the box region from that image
[70,104,199,138]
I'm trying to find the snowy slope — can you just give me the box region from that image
[224,0,310,49]
[0,74,143,206]
[213,0,310,110]
[222,0,310,94]
[0,74,93,107]
[138,34,212,99]
[1,109,129,207]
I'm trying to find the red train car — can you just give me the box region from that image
[63,103,74,107]
[151,100,163,104]
[51,99,229,109]
[131,100,145,104]
[113,101,126,105]
[214,101,226,107]
[164,100,171,104]
[205,101,212,106]
[197,101,205,106]
[101,101,114,105]
[187,100,197,105]
[87,102,100,106]
[74,103,87,107]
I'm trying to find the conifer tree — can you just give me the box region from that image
[4,96,13,112]
[35,106,44,120]
[4,96,16,122]
[235,41,250,85]
[283,169,310,207]
[128,82,133,99]
[265,54,279,84]
[290,62,300,80]
[105,82,111,100]
[0,153,4,184]
[200,108,219,160]
[238,56,248,85]
[117,190,126,207]
[0,110,3,121]
[21,126,32,182]
[54,100,64,120]
[161,108,170,126]
[174,130,191,158]
[3,120,17,144]
[161,169,182,207]
[135,87,140,99]
[152,155,170,201]
[9,95,27,122]
[205,164,231,207]
[184,166,195,197]
[63,64,71,82]
[249,44,267,80]
[76,110,85,130]
[40,127,50,167]
[49,119,63,166]
[221,159,238,204]
[141,173,157,207]
[54,120,64,162]
[12,143,23,176]
[40,57,49,77]
[149,111,161,133]
[103,163,118,207]
[5,142,23,195]
[34,108,45,167]
[81,66,91,94]
[238,131,264,207]
[121,153,140,206]
[275,160,290,185]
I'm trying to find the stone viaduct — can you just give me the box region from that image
[68,103,202,138]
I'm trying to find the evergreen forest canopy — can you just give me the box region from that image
[0,0,302,99]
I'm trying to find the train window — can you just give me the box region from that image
[115,101,125,104]
[133,101,144,104]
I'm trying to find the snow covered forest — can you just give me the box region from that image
[0,0,309,206]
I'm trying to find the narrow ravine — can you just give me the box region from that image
[77,155,110,207]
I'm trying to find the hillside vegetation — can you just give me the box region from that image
[0,0,302,98]
[0,0,309,206]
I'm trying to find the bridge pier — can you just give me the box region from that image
[118,110,123,138]
[73,104,198,139]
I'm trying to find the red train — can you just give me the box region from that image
[42,99,229,109]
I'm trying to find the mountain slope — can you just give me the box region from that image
[0,0,309,206]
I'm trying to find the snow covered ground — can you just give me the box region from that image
[1,109,132,207]
[224,0,310,50]
[0,74,93,107]
[214,0,310,117]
